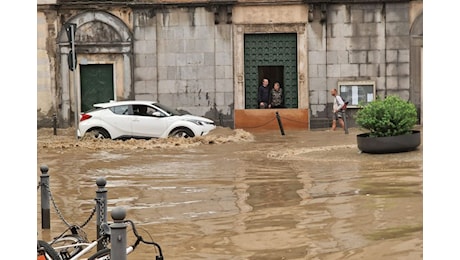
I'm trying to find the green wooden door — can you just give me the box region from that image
[80,64,114,112]
[244,33,298,109]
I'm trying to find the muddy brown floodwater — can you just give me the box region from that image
[37,126,422,260]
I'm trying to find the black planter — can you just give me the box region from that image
[357,130,421,154]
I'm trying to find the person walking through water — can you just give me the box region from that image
[330,88,345,131]
[270,82,284,108]
[257,78,271,109]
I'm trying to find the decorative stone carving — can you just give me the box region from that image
[76,21,122,43]
[212,4,233,24]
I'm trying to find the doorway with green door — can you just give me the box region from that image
[79,64,114,112]
[244,33,298,109]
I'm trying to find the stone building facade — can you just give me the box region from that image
[37,0,423,129]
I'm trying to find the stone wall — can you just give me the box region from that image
[307,2,419,128]
[134,8,234,126]
[37,11,58,128]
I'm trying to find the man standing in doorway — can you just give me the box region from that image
[258,78,271,109]
[330,88,345,131]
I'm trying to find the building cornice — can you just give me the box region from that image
[39,0,414,8]
[37,0,417,13]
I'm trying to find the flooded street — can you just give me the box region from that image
[37,126,422,259]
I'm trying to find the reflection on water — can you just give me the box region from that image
[37,127,422,259]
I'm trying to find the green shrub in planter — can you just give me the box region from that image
[354,95,418,137]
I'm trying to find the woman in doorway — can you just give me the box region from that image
[270,82,284,108]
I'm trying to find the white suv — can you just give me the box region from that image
[78,100,216,139]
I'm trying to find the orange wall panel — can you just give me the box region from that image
[234,109,309,131]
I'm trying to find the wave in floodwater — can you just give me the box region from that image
[266,144,357,159]
[37,126,255,150]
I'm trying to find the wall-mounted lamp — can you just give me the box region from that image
[308,4,314,22]
[320,4,327,23]
[226,5,233,24]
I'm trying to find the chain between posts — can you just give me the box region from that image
[38,181,97,229]
[38,166,109,252]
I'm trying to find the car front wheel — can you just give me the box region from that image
[169,128,194,138]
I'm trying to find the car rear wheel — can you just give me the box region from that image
[169,128,194,138]
[88,128,110,139]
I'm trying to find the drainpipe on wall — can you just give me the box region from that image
[323,4,328,120]
[383,3,387,98]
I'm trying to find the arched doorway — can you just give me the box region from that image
[58,11,133,124]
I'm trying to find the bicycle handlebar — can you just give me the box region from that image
[94,220,164,259]
[125,219,164,260]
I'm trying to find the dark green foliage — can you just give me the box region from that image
[354,95,418,137]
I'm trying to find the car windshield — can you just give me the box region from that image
[153,102,186,116]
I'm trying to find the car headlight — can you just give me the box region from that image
[186,119,205,126]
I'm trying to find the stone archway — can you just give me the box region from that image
[57,11,133,125]
[410,13,423,124]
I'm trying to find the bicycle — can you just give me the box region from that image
[48,225,91,259]
[37,225,107,260]
[38,240,61,260]
[38,224,87,260]
[38,221,164,260]
[87,219,164,260]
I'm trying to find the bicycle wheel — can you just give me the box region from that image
[87,248,111,260]
[38,240,61,260]
[50,234,86,259]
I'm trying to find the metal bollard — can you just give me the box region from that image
[110,207,127,260]
[53,113,57,135]
[218,113,223,126]
[40,165,51,229]
[275,111,285,136]
[96,177,108,251]
[342,110,349,134]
